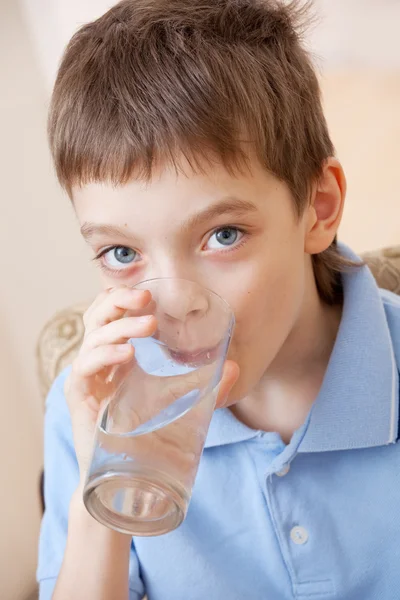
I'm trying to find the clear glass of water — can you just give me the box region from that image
[83,278,234,536]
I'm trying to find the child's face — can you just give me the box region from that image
[73,157,312,402]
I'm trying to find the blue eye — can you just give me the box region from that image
[102,246,138,268]
[206,228,242,250]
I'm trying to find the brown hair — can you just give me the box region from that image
[49,0,352,303]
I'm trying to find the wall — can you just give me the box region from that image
[0,1,399,599]
[324,71,400,252]
[0,2,98,598]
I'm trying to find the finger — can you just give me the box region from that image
[84,288,152,332]
[82,287,122,327]
[215,360,240,409]
[73,344,135,379]
[83,315,157,350]
[106,358,137,393]
[84,288,115,319]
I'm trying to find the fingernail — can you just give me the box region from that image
[138,315,153,323]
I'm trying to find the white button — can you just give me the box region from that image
[290,526,309,545]
[276,464,290,477]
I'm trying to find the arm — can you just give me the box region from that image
[37,368,145,600]
[53,488,131,600]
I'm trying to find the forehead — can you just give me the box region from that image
[72,157,291,232]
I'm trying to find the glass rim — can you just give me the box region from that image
[132,276,235,322]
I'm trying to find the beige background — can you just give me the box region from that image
[0,1,399,598]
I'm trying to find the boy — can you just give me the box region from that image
[38,1,400,599]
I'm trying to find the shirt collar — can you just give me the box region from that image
[205,243,399,452]
[205,404,259,448]
[298,243,399,452]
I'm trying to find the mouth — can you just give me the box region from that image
[168,344,220,366]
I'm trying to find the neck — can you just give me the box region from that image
[231,268,343,444]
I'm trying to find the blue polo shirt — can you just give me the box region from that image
[38,246,400,600]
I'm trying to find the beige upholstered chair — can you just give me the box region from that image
[37,247,400,399]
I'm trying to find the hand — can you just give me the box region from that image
[65,286,157,482]
[65,286,239,485]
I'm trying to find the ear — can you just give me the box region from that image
[304,158,346,255]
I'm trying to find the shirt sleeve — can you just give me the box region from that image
[36,367,145,600]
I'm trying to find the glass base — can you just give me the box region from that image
[83,466,188,536]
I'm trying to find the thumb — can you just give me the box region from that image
[215,360,240,409]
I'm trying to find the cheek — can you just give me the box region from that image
[226,260,305,399]
[228,247,305,366]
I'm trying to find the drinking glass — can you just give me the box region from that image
[83,278,234,536]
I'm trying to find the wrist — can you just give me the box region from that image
[54,485,132,600]
[69,486,132,548]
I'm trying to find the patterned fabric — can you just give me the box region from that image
[37,305,86,398]
[362,246,400,295]
[36,247,400,399]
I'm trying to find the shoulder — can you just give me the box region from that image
[43,366,76,464]
[380,288,400,326]
[380,289,400,364]
[380,288,400,309]
[38,366,79,584]
[45,365,71,413]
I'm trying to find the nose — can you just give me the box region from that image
[156,279,209,324]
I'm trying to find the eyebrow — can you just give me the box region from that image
[80,222,135,242]
[180,196,258,234]
[80,196,258,241]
